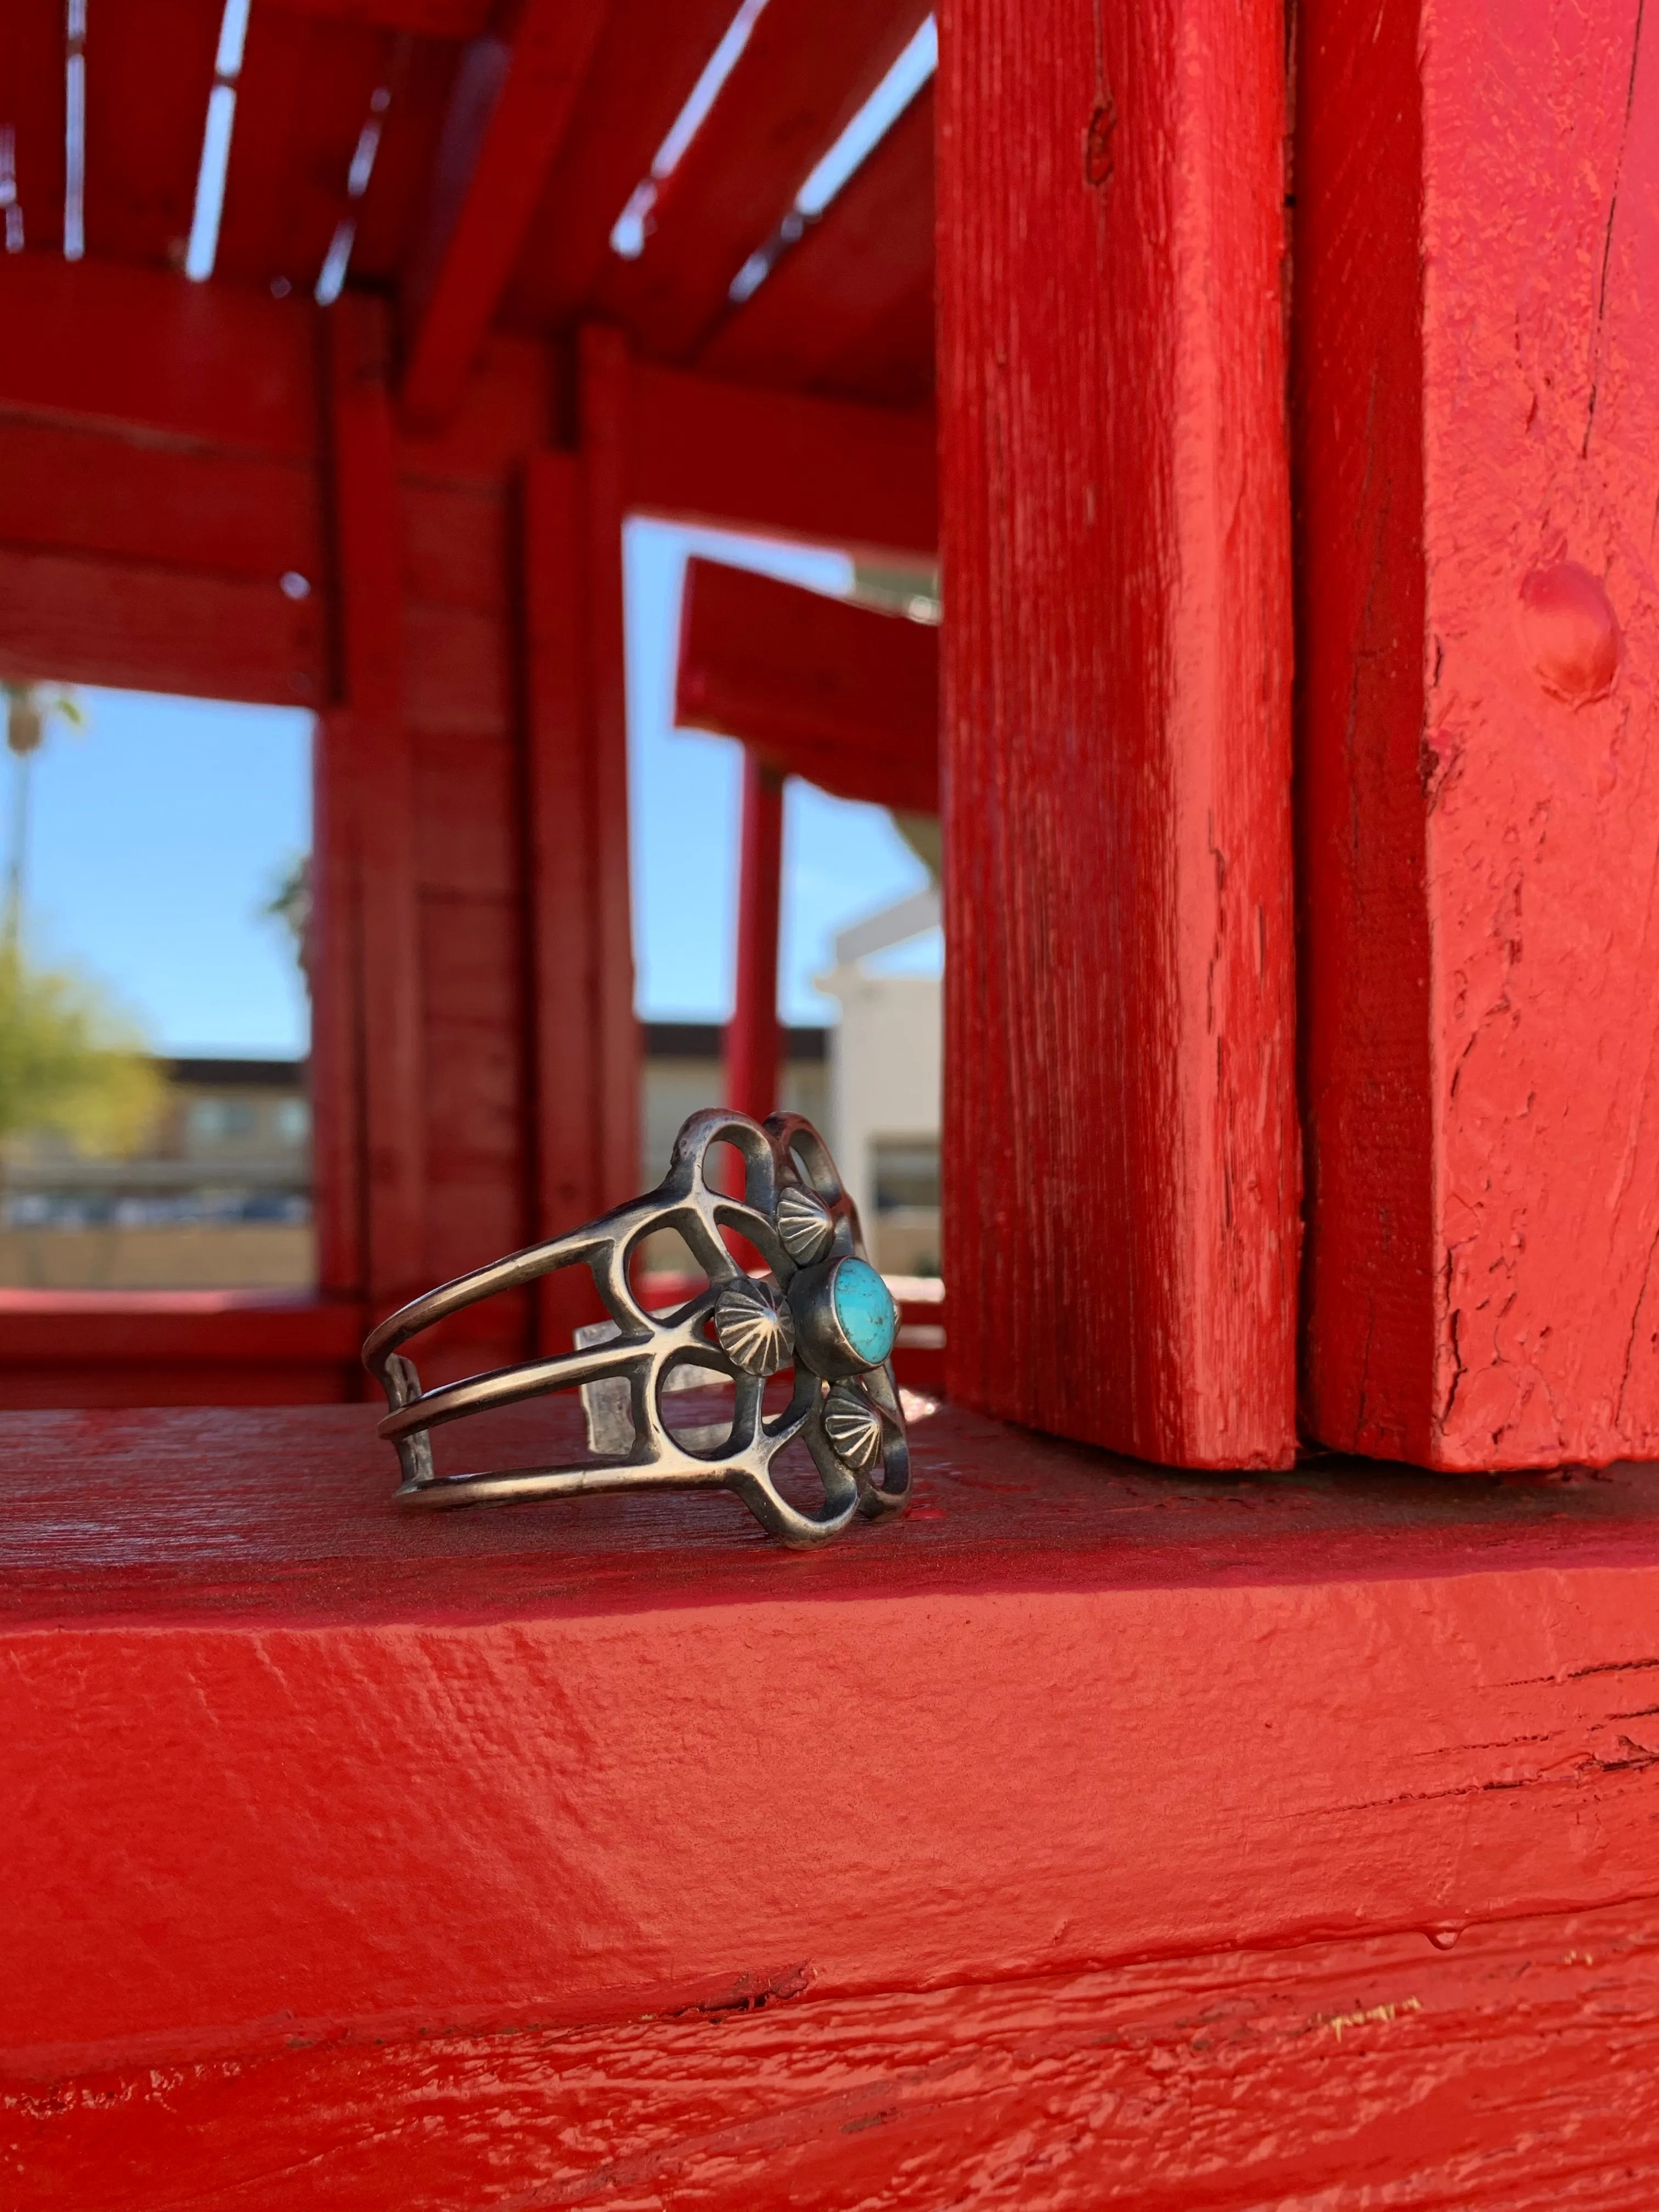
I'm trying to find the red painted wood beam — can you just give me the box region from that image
[399,0,610,431]
[11,1401,1659,2200]
[325,296,427,1315]
[500,0,743,335]
[676,556,938,812]
[605,0,932,360]
[699,81,935,404]
[522,423,637,1348]
[1295,0,1659,1469]
[936,0,1298,1468]
[267,0,491,30]
[628,359,936,558]
[724,754,786,1121]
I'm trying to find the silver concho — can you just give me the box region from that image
[713,1277,795,1376]
[776,1182,837,1264]
[823,1380,885,1471]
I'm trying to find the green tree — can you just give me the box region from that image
[0,945,162,1159]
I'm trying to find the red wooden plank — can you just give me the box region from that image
[0,253,318,456]
[0,416,320,583]
[10,1401,1659,2203]
[579,326,641,1210]
[676,556,938,811]
[0,541,323,704]
[0,0,66,257]
[936,0,1297,1468]
[602,0,932,360]
[214,4,393,292]
[399,0,610,430]
[266,0,489,30]
[83,0,222,268]
[0,1294,362,1408]
[9,1898,1659,2206]
[522,453,605,1351]
[326,295,427,1314]
[346,35,461,287]
[628,359,935,557]
[499,0,742,335]
[723,754,784,1120]
[699,82,935,403]
[1295,0,1659,1470]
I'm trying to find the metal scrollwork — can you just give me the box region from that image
[362,1110,910,1546]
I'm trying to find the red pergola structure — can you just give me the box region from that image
[7,0,1659,2200]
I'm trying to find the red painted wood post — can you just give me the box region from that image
[325,296,426,1319]
[519,334,639,1351]
[578,326,641,1210]
[724,753,785,1122]
[935,0,1299,1466]
[1295,0,1659,1469]
[523,451,612,1347]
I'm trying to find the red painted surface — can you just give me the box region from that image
[1295,0,1659,1469]
[676,557,938,812]
[625,360,936,560]
[326,297,428,1317]
[936,0,1298,1466]
[701,82,936,407]
[10,1402,1659,2200]
[577,328,642,1214]
[724,754,786,1121]
[399,0,610,429]
[0,1294,362,1409]
[607,0,932,359]
[503,0,747,332]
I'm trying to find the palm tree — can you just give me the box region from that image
[4,681,83,951]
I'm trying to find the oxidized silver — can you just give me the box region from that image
[362,1109,910,1546]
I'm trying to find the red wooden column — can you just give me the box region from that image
[935,0,1298,1465]
[323,296,425,1319]
[521,331,640,1349]
[724,753,785,1122]
[1295,0,1659,1469]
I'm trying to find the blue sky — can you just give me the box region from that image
[8,524,939,1058]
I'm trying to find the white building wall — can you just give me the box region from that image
[820,970,941,1235]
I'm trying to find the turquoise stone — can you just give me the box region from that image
[831,1259,897,1368]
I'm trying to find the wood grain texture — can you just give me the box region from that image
[603,0,932,360]
[326,297,428,1315]
[0,541,324,706]
[936,0,1297,1465]
[500,0,762,335]
[0,414,321,585]
[399,0,610,429]
[11,1401,1659,2199]
[14,1901,1659,2207]
[676,557,938,811]
[580,328,643,1210]
[523,453,613,1352]
[0,1296,362,1410]
[699,82,936,407]
[1295,0,1659,1469]
[627,359,935,557]
[213,3,394,293]
[0,255,319,457]
[81,0,222,269]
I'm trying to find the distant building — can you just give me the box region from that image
[819,891,943,1278]
[2,1058,314,1290]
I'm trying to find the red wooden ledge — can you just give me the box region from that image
[8,1402,1659,2203]
[0,1293,365,1408]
